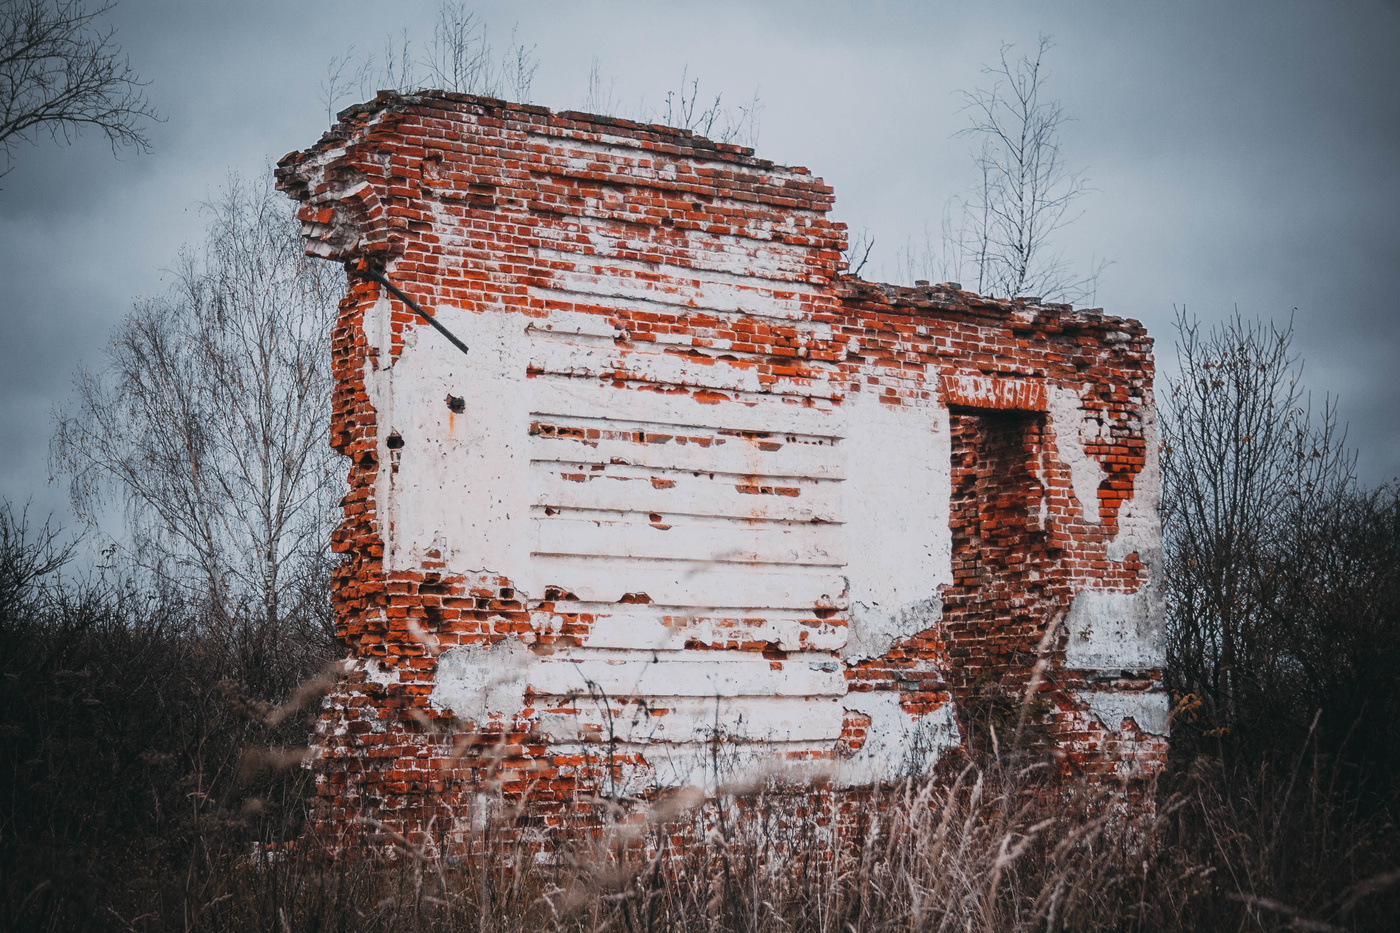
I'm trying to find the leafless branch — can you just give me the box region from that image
[318,47,359,124]
[842,226,875,278]
[1161,309,1357,733]
[499,25,538,103]
[0,501,76,616]
[424,3,491,95]
[940,36,1099,301]
[581,56,618,115]
[657,66,762,148]
[0,0,159,176]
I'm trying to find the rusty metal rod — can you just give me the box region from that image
[360,266,470,357]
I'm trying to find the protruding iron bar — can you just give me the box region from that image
[360,266,471,357]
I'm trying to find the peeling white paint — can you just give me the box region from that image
[361,658,398,687]
[543,740,825,795]
[845,597,943,663]
[363,294,535,581]
[1108,404,1163,576]
[537,253,818,322]
[1047,385,1106,524]
[529,652,847,698]
[536,696,844,747]
[1065,400,1166,674]
[431,640,535,725]
[1062,590,1165,671]
[579,611,847,653]
[837,692,961,786]
[840,382,953,661]
[1076,691,1170,736]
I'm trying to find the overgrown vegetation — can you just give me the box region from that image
[1162,312,1400,795]
[3,504,1398,932]
[4,332,1399,931]
[0,504,327,931]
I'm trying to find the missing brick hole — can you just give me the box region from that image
[387,433,405,450]
[446,394,465,414]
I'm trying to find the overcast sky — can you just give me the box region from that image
[3,0,1398,535]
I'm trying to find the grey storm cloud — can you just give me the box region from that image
[2,0,1397,534]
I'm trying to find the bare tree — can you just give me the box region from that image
[424,3,491,95]
[376,30,421,95]
[51,175,341,666]
[0,502,75,620]
[321,10,756,147]
[1161,309,1355,735]
[944,36,1100,301]
[318,47,361,124]
[579,59,763,148]
[581,56,619,115]
[498,25,538,104]
[894,216,962,288]
[0,0,158,177]
[319,33,421,122]
[319,4,540,120]
[659,65,762,148]
[424,6,537,101]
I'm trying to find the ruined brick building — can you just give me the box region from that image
[276,91,1167,840]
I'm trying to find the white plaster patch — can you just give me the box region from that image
[1076,691,1170,736]
[543,741,804,795]
[1108,403,1163,571]
[526,308,622,340]
[528,338,837,399]
[580,611,847,653]
[363,292,536,580]
[1047,384,1106,524]
[372,294,860,611]
[1062,590,1165,671]
[430,640,536,725]
[527,653,846,698]
[361,658,397,687]
[365,294,394,365]
[536,696,844,747]
[845,597,942,662]
[538,251,818,321]
[1063,401,1167,675]
[840,381,953,660]
[837,691,961,787]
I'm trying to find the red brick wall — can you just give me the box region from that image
[276,91,1166,845]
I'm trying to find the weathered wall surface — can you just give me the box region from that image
[276,91,1167,840]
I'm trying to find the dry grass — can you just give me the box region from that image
[43,749,1387,933]
[3,506,1398,932]
[12,737,1397,933]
